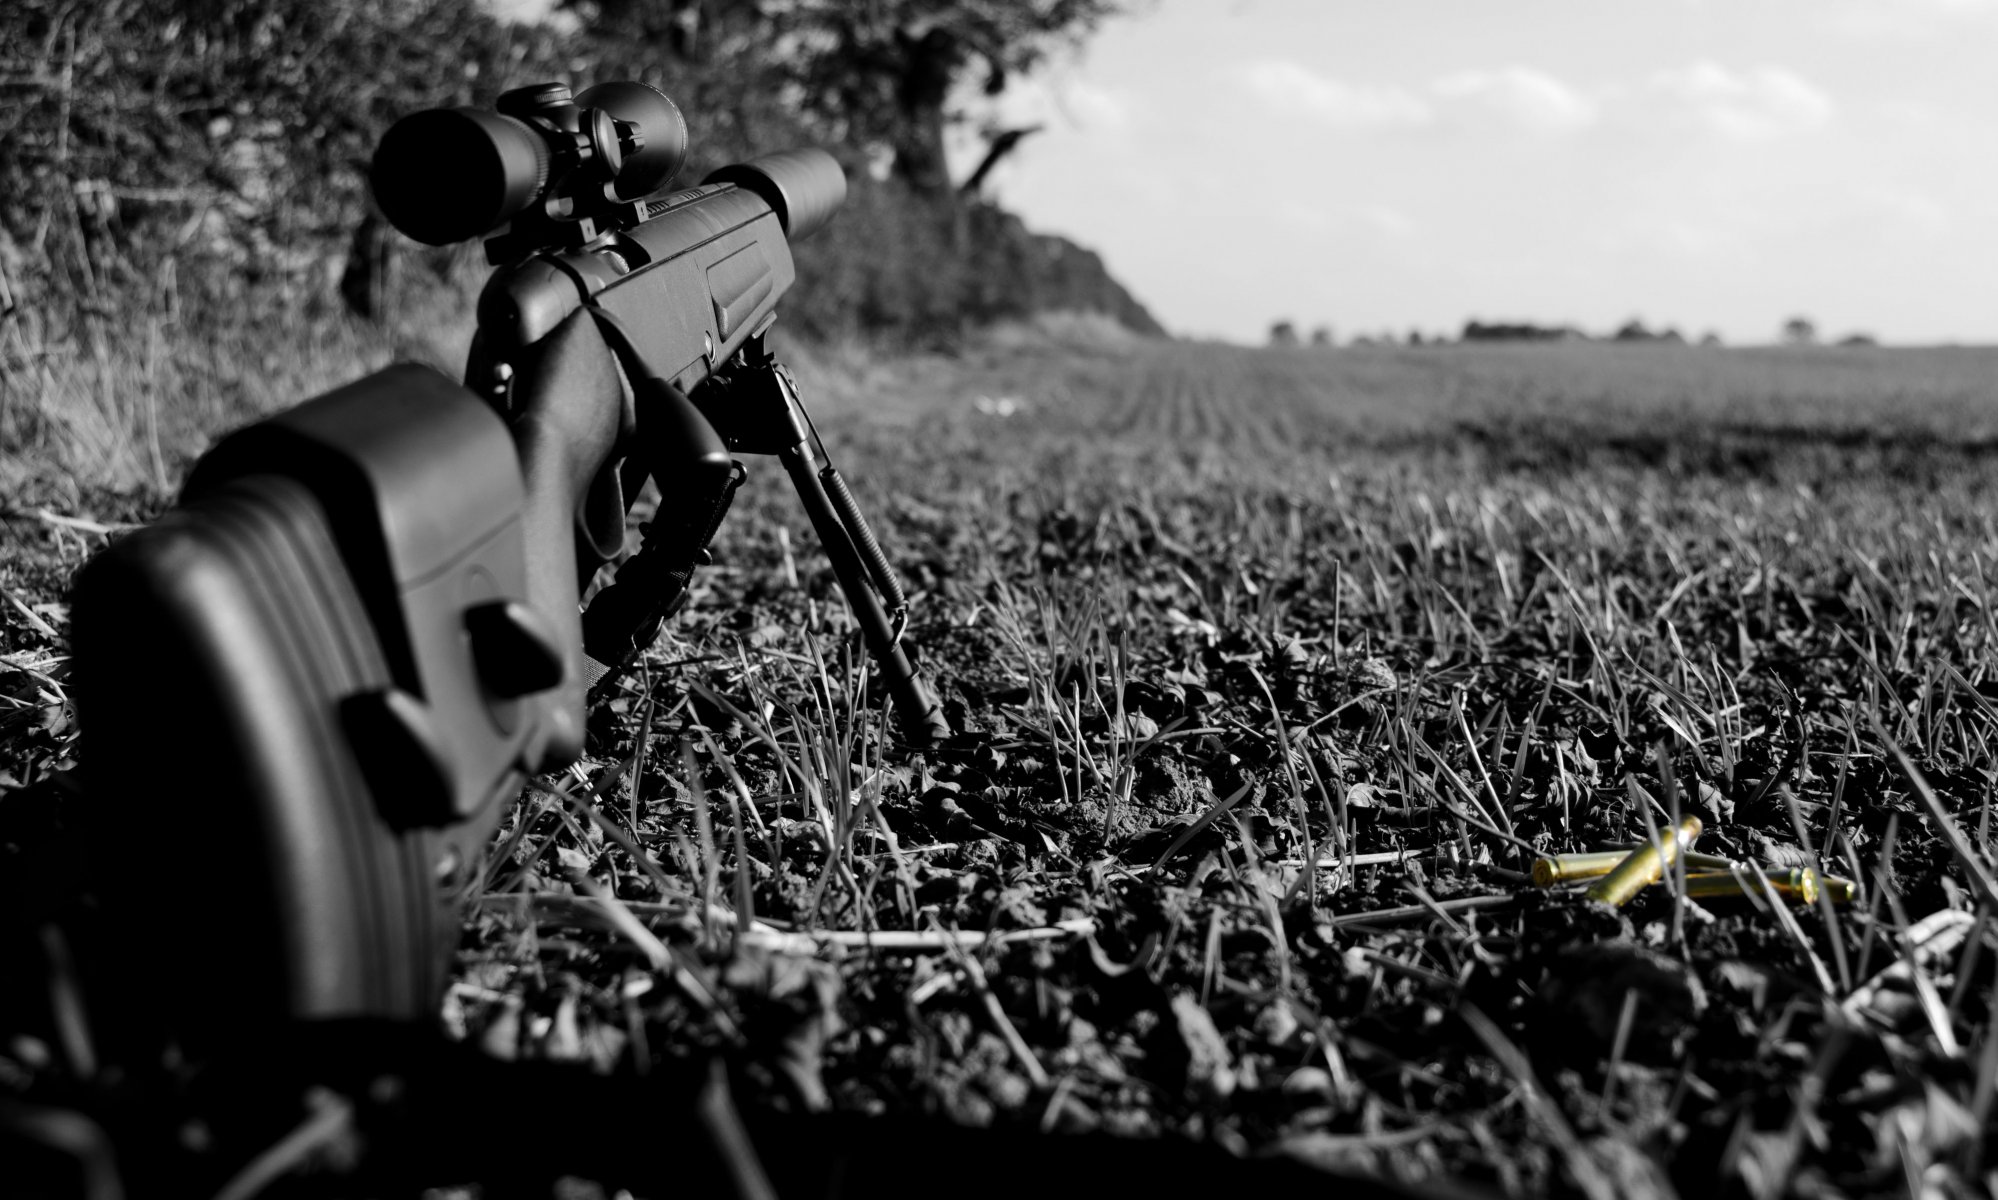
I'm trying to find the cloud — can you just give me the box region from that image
[1861,188,1950,239]
[1231,60,1832,143]
[1649,62,1835,139]
[1060,81,1131,131]
[1828,0,1998,37]
[1271,200,1418,240]
[1236,61,1602,138]
[1358,205,1417,237]
[1235,61,1430,128]
[1432,67,1598,135]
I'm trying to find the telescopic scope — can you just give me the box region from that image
[370,81,688,246]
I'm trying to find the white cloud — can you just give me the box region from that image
[1270,201,1417,240]
[1649,62,1835,139]
[1060,81,1132,132]
[1828,0,1998,37]
[1861,188,1950,238]
[1358,205,1417,237]
[1232,60,1834,145]
[1432,67,1598,135]
[1235,61,1431,128]
[1236,61,1602,138]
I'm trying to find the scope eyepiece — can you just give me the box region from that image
[370,81,688,247]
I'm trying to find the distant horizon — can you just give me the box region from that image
[1179,328,1997,350]
[955,0,1998,348]
[1241,314,1992,348]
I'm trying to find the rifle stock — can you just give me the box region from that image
[67,105,942,1047]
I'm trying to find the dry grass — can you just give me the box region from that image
[7,325,1998,1197]
[0,262,481,504]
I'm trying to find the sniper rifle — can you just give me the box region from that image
[65,79,947,1054]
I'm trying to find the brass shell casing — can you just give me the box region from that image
[1682,868,1819,905]
[1534,837,1851,905]
[1681,851,1737,872]
[1530,850,1630,887]
[1583,817,1704,907]
[1533,846,1737,888]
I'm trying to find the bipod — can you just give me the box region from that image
[576,319,949,746]
[691,336,950,746]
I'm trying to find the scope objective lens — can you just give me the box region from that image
[371,108,550,246]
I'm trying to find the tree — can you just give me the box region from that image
[1781,316,1818,346]
[1309,325,1334,347]
[773,1,1122,195]
[560,0,1157,340]
[1268,320,1298,347]
[960,124,1043,196]
[565,1,1120,195]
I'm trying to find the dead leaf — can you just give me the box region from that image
[1169,992,1236,1101]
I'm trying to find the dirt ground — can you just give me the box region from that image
[5,333,1998,1197]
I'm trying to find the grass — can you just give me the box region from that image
[6,312,1998,1197]
[0,254,484,504]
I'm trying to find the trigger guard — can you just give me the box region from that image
[578,455,628,566]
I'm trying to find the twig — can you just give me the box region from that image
[1326,894,1517,929]
[486,893,1094,956]
[1841,908,1977,1019]
[742,917,1097,957]
[210,1090,355,1200]
[0,507,135,535]
[3,589,60,641]
[1277,848,1435,870]
[472,892,790,931]
[932,915,1051,1089]
[566,871,743,1043]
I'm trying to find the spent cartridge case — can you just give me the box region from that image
[1682,851,1736,872]
[1606,844,1737,872]
[1531,850,1632,887]
[1532,846,1737,887]
[1584,816,1704,907]
[1682,868,1819,905]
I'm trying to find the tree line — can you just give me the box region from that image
[1269,315,1880,349]
[0,0,1161,350]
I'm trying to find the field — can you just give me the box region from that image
[6,320,1998,1197]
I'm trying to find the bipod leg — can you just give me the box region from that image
[776,437,949,746]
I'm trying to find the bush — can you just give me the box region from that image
[0,0,1160,356]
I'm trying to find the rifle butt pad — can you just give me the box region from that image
[71,366,561,1053]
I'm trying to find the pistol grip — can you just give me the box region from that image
[580,378,738,694]
[507,309,632,771]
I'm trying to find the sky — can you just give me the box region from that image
[948,0,1998,344]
